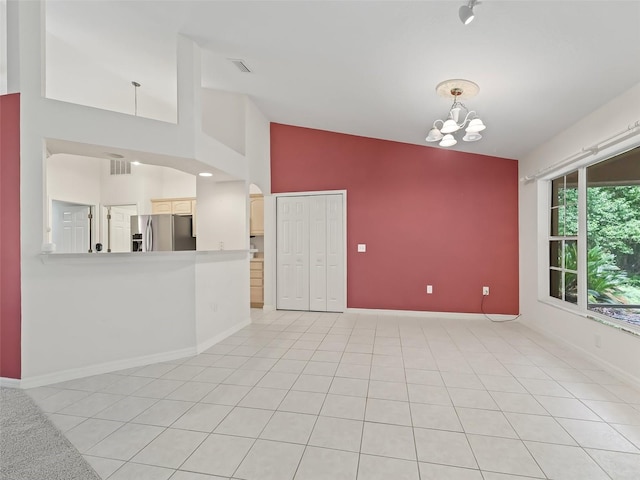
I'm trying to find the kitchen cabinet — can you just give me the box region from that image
[151,197,195,215]
[250,194,264,236]
[250,259,264,308]
[151,197,197,237]
[151,200,172,214]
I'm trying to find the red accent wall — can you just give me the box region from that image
[271,123,519,314]
[0,93,21,379]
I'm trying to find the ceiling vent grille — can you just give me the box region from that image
[229,59,251,73]
[110,159,131,175]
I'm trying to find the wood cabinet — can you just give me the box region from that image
[151,197,197,237]
[250,259,264,308]
[250,194,264,236]
[172,199,193,214]
[151,197,195,215]
[151,200,172,214]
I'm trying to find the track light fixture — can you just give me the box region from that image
[425,79,486,148]
[459,0,479,25]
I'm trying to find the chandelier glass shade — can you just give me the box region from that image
[425,82,486,148]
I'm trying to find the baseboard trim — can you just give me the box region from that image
[262,304,276,312]
[526,322,640,389]
[17,318,253,389]
[196,318,252,353]
[345,308,519,321]
[0,377,22,388]
[19,346,198,389]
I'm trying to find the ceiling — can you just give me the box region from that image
[44,1,640,161]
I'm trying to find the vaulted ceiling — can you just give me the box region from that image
[45,1,640,160]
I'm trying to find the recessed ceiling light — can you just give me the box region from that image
[199,172,213,177]
[106,152,124,159]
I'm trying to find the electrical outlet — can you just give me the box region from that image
[483,286,490,296]
[357,244,366,252]
[426,285,433,294]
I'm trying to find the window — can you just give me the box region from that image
[586,148,640,327]
[547,146,640,328]
[549,171,579,304]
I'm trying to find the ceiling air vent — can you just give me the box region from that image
[229,59,251,73]
[110,159,131,175]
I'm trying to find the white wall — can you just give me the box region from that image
[46,154,102,243]
[12,1,255,385]
[47,154,197,239]
[519,82,640,385]
[46,154,102,206]
[24,257,197,379]
[195,254,251,350]
[160,166,196,199]
[196,179,247,251]
[44,4,177,123]
[100,162,162,215]
[201,88,246,155]
[0,0,7,95]
[245,98,271,194]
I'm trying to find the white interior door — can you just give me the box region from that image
[309,195,328,311]
[277,196,310,310]
[276,193,345,312]
[52,200,90,253]
[108,205,137,252]
[326,195,344,312]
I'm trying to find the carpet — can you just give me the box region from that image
[0,387,101,480]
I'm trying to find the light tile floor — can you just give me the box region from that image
[27,309,640,480]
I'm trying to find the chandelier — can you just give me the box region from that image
[425,79,486,148]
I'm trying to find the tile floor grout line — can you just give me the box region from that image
[399,324,425,480]
[287,313,344,480]
[29,309,640,480]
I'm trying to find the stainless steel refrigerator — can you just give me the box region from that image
[131,215,196,252]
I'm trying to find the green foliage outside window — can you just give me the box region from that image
[563,185,640,304]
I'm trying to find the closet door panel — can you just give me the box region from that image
[277,197,310,310]
[309,195,327,311]
[326,195,344,312]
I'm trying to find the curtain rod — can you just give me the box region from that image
[521,119,640,183]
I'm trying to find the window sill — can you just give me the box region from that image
[539,298,640,338]
[585,310,640,338]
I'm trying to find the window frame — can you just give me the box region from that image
[538,136,640,334]
[548,171,580,304]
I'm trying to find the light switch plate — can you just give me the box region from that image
[357,244,366,252]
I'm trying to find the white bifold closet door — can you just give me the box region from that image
[277,194,344,312]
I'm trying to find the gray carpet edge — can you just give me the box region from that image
[0,387,102,480]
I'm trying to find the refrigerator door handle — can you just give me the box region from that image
[146,217,153,251]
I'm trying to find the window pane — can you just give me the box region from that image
[565,202,578,235]
[550,241,562,268]
[565,273,578,304]
[550,269,562,300]
[585,147,640,327]
[565,240,577,271]
[551,206,564,236]
[551,178,564,207]
[565,171,578,197]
